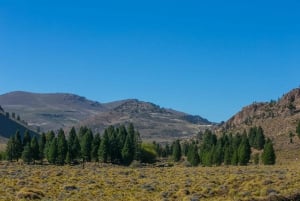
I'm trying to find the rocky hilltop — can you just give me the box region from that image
[220,88,300,153]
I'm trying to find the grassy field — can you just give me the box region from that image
[1,162,300,201]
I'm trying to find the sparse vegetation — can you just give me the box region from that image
[0,162,300,201]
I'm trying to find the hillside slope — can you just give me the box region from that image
[0,91,106,132]
[0,91,211,142]
[0,110,39,142]
[220,88,300,153]
[81,99,211,142]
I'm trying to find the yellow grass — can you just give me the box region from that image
[1,162,300,201]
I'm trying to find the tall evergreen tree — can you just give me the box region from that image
[98,130,109,163]
[48,138,58,164]
[23,130,31,147]
[45,131,55,162]
[80,129,93,162]
[38,133,46,163]
[67,127,81,163]
[231,150,239,166]
[6,136,15,162]
[121,134,134,165]
[254,126,265,150]
[262,139,276,165]
[91,133,101,162]
[223,145,232,165]
[14,130,23,161]
[57,129,67,165]
[30,136,40,163]
[187,144,200,166]
[172,140,182,162]
[238,137,251,165]
[22,143,32,164]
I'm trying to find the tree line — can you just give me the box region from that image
[162,126,276,166]
[2,125,276,166]
[4,123,156,166]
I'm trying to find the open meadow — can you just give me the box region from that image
[1,161,300,201]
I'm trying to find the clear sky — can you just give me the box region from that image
[0,0,299,122]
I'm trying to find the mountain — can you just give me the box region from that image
[220,87,300,152]
[0,91,211,142]
[0,91,106,132]
[80,99,211,142]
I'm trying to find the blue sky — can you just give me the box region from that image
[0,0,299,122]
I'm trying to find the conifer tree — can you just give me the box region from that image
[22,143,32,164]
[80,129,93,162]
[187,144,200,166]
[98,130,109,163]
[238,137,251,165]
[38,133,46,163]
[48,138,58,164]
[67,127,80,163]
[45,131,55,162]
[231,150,238,166]
[14,130,23,161]
[91,133,101,162]
[255,126,265,150]
[121,134,134,165]
[57,129,67,165]
[23,130,31,147]
[6,136,15,162]
[30,136,40,163]
[262,139,276,165]
[223,145,232,165]
[172,140,182,162]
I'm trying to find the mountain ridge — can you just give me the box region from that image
[0,91,211,142]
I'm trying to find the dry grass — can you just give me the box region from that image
[1,162,300,201]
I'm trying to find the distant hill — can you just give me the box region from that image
[0,91,211,142]
[0,109,39,142]
[219,88,300,153]
[80,99,211,142]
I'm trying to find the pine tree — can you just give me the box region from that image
[48,138,58,164]
[133,131,142,161]
[255,126,265,150]
[23,130,31,147]
[231,150,238,166]
[187,144,200,166]
[14,130,23,161]
[212,140,223,166]
[38,133,46,163]
[121,134,134,165]
[80,129,93,162]
[172,140,182,162]
[262,139,276,165]
[57,129,67,165]
[30,136,39,163]
[45,131,55,162]
[22,143,32,164]
[98,130,109,163]
[6,136,15,162]
[67,127,81,163]
[91,133,101,162]
[223,145,232,165]
[238,137,251,165]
